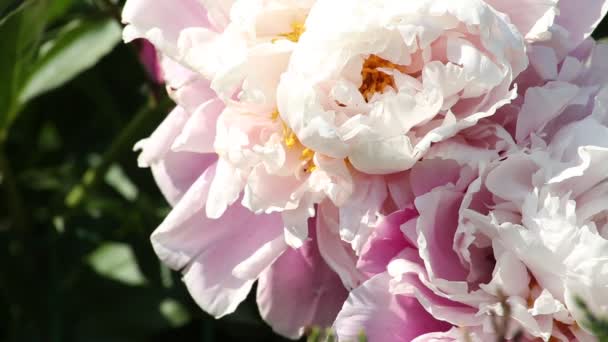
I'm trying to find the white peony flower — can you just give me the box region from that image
[277,0,528,174]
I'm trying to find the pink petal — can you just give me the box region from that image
[386,171,415,210]
[555,0,608,52]
[415,188,469,283]
[387,252,481,326]
[528,45,559,81]
[122,0,211,56]
[151,151,216,206]
[316,202,365,289]
[257,220,348,339]
[242,165,303,215]
[338,174,388,253]
[172,98,224,154]
[485,153,539,203]
[357,209,418,277]
[161,55,198,91]
[151,165,284,317]
[334,273,451,342]
[133,105,217,206]
[168,73,218,113]
[134,106,188,168]
[515,81,580,143]
[410,159,462,197]
[138,39,163,84]
[483,0,558,41]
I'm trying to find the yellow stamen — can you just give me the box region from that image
[359,55,411,102]
[273,109,317,173]
[305,164,317,173]
[300,148,315,161]
[273,21,305,43]
[285,131,298,148]
[270,109,280,121]
[300,148,316,173]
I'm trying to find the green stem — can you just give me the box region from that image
[65,96,171,209]
[0,143,28,232]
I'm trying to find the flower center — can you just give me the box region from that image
[274,21,305,43]
[359,55,409,102]
[271,110,316,173]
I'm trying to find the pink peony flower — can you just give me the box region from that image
[335,158,495,342]
[122,1,377,338]
[122,0,608,340]
[335,97,608,341]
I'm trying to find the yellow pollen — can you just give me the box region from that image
[273,109,317,173]
[359,54,411,102]
[305,164,317,173]
[273,21,305,43]
[284,131,298,148]
[270,109,280,121]
[300,148,315,160]
[300,148,316,173]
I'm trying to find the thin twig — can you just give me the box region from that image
[65,95,172,209]
[489,290,522,342]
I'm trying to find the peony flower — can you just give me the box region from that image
[124,0,400,256]
[122,0,423,338]
[463,112,608,340]
[277,0,529,175]
[123,0,608,340]
[335,90,608,340]
[133,79,355,338]
[335,158,494,342]
[123,1,357,338]
[151,176,350,338]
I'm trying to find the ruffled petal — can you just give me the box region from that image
[555,0,608,52]
[257,221,348,339]
[150,151,216,206]
[316,202,365,289]
[334,273,451,342]
[484,0,558,42]
[357,209,417,277]
[151,165,284,317]
[122,0,211,56]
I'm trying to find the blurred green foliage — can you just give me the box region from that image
[0,1,296,341]
[576,298,608,342]
[0,1,607,341]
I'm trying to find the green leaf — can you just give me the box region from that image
[159,298,191,328]
[47,0,74,23]
[87,242,148,286]
[20,17,121,104]
[576,297,608,341]
[0,0,21,21]
[105,164,139,201]
[0,0,49,139]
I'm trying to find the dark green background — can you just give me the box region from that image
[0,1,607,341]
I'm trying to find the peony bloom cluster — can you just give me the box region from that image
[122,0,608,340]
